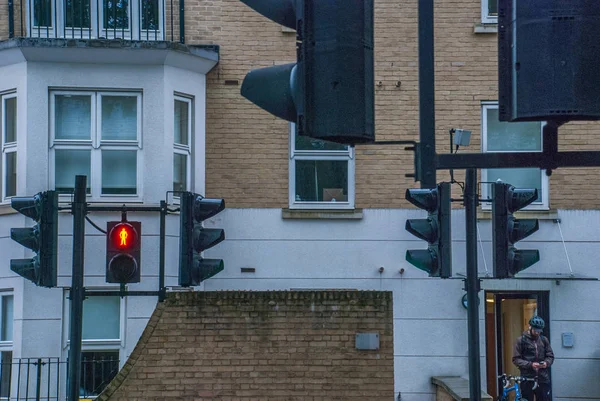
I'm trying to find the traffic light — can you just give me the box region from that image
[239,0,375,145]
[405,182,452,278]
[492,182,540,278]
[106,220,141,283]
[10,191,59,287]
[179,192,226,287]
[498,0,600,121]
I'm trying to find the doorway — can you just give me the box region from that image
[484,291,550,398]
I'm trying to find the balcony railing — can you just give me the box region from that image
[0,357,119,401]
[7,0,184,42]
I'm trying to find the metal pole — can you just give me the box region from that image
[159,200,166,302]
[418,0,436,188]
[8,0,14,38]
[67,175,87,401]
[179,0,184,43]
[465,168,482,401]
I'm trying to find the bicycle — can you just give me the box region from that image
[497,374,538,401]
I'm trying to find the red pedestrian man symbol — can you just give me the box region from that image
[119,227,128,247]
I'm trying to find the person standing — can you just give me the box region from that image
[513,315,554,401]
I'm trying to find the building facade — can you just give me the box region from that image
[0,0,599,399]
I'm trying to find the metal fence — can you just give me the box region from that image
[7,0,184,42]
[0,357,119,401]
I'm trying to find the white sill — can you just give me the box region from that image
[474,23,498,34]
[282,208,363,220]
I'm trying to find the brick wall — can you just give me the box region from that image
[98,291,394,400]
[199,0,600,210]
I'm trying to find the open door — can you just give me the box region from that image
[485,291,550,399]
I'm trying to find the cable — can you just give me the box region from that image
[85,216,107,234]
[477,222,490,276]
[556,220,574,276]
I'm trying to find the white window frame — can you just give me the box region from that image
[481,0,498,24]
[289,123,355,210]
[481,102,549,210]
[1,93,17,203]
[173,95,193,194]
[49,90,143,201]
[27,0,164,40]
[0,292,13,400]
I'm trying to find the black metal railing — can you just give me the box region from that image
[0,357,119,401]
[7,0,184,42]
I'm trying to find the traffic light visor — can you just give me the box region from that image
[508,187,538,212]
[11,194,42,220]
[405,249,438,274]
[238,0,298,29]
[405,188,438,212]
[194,198,226,221]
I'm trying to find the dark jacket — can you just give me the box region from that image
[512,330,554,383]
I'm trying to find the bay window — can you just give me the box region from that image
[50,91,142,199]
[1,93,17,202]
[173,96,192,193]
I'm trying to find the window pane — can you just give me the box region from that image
[1,296,13,342]
[486,108,541,151]
[0,351,11,398]
[295,160,348,202]
[4,97,16,143]
[55,150,91,192]
[55,95,92,140]
[141,0,159,30]
[174,100,189,146]
[173,153,187,192]
[102,150,137,195]
[33,0,53,26]
[295,135,348,151]
[81,351,119,398]
[488,168,543,202]
[5,152,16,198]
[488,0,497,16]
[103,0,129,29]
[82,296,120,340]
[65,0,91,28]
[101,96,137,141]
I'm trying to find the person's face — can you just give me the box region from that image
[530,326,542,338]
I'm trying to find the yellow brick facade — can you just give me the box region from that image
[1,0,599,209]
[198,0,600,210]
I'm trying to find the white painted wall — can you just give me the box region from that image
[204,208,600,401]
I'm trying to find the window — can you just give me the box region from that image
[0,294,13,398]
[80,295,121,398]
[173,96,192,193]
[481,102,548,209]
[1,93,17,202]
[289,123,355,209]
[50,91,142,199]
[482,0,497,24]
[30,0,163,40]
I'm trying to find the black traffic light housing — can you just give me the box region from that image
[239,0,375,145]
[106,220,141,284]
[405,182,452,278]
[179,192,226,287]
[10,191,58,288]
[492,182,540,278]
[498,0,600,121]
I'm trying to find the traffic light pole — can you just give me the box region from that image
[465,168,482,401]
[67,175,87,401]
